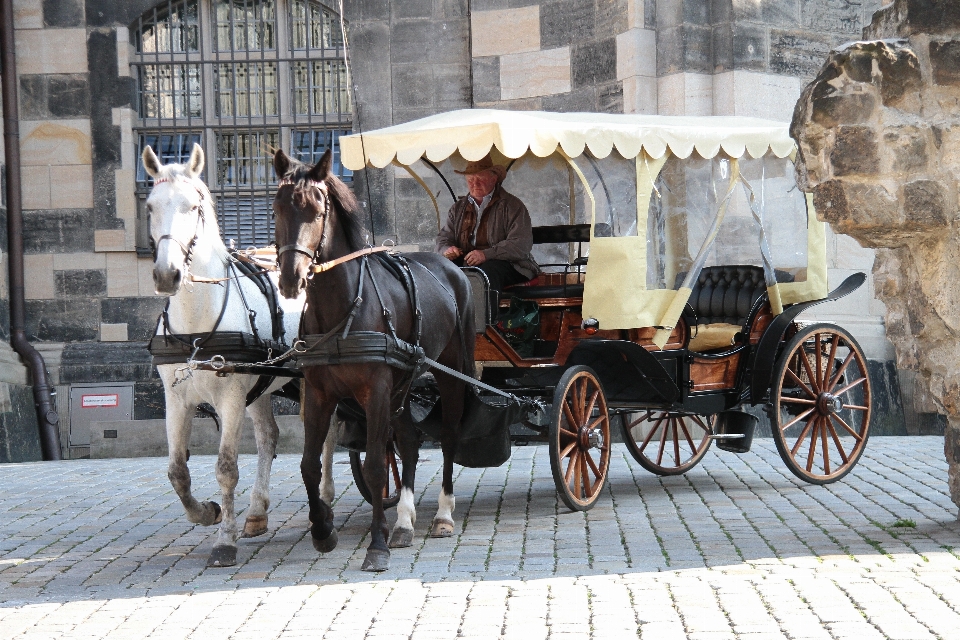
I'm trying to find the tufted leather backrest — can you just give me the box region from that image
[676,265,793,326]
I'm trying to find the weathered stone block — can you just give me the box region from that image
[597,0,629,37]
[106,252,141,298]
[541,0,595,49]
[14,28,88,75]
[902,179,947,229]
[868,0,960,37]
[0,383,43,463]
[657,24,713,76]
[884,127,928,172]
[350,0,390,21]
[23,209,95,254]
[134,379,164,420]
[657,72,713,116]
[598,81,624,113]
[392,0,431,19]
[811,92,877,128]
[930,40,960,86]
[500,48,571,100]
[542,87,598,113]
[51,165,94,209]
[42,0,83,27]
[56,269,106,298]
[433,64,472,108]
[21,164,51,210]
[100,323,128,342]
[800,0,863,34]
[572,38,617,88]
[472,6,540,57]
[20,119,92,166]
[101,297,165,341]
[392,65,435,109]
[60,341,154,383]
[26,298,99,342]
[14,0,43,29]
[622,74,657,114]
[47,75,90,117]
[770,29,834,78]
[19,76,47,119]
[731,22,768,72]
[831,126,880,176]
[472,57,501,104]
[23,253,54,300]
[617,28,656,79]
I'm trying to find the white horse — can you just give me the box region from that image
[143,143,336,567]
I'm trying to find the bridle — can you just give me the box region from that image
[275,177,331,265]
[148,176,208,269]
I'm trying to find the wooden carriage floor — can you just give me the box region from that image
[1,438,959,639]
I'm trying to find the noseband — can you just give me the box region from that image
[276,178,331,263]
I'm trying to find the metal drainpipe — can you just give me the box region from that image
[0,0,62,460]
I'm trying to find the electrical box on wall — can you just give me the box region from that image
[68,384,134,447]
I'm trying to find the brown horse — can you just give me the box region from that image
[272,149,475,572]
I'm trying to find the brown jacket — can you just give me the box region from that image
[436,185,539,280]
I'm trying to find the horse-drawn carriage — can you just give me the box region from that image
[332,110,872,512]
[145,109,872,571]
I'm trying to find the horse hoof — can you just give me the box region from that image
[361,549,390,572]
[311,528,338,553]
[206,545,236,568]
[389,527,415,548]
[240,515,268,538]
[430,518,455,538]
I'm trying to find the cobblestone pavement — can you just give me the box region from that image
[2,437,960,639]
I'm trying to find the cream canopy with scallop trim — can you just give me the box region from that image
[340,109,797,169]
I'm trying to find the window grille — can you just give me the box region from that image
[132,0,352,253]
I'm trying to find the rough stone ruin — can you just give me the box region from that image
[791,0,960,510]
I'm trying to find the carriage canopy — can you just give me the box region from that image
[341,109,827,348]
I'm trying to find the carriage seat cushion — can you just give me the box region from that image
[687,323,742,352]
[677,265,794,326]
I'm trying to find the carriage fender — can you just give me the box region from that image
[748,272,866,405]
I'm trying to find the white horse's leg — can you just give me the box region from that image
[320,415,338,505]
[240,392,280,538]
[207,387,247,568]
[431,490,456,537]
[164,384,222,527]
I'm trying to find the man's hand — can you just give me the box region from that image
[443,247,463,260]
[464,250,486,266]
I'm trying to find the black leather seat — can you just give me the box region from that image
[679,265,793,326]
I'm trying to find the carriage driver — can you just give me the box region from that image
[436,154,539,292]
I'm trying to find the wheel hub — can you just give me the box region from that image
[817,392,843,415]
[580,426,604,450]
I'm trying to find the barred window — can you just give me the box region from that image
[132,0,352,252]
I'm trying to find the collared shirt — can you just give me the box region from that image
[467,192,493,244]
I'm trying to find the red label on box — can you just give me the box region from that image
[81,394,119,408]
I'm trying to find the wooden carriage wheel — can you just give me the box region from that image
[770,323,871,484]
[549,365,612,511]
[621,412,713,475]
[349,440,402,509]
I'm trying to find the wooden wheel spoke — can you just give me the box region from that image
[828,352,855,389]
[690,414,710,433]
[799,348,820,394]
[826,333,841,382]
[785,368,817,400]
[844,405,869,411]
[577,379,587,425]
[814,333,823,388]
[584,448,602,480]
[587,414,607,431]
[825,418,849,464]
[678,419,698,455]
[559,440,578,460]
[564,448,580,487]
[805,418,820,472]
[625,412,652,430]
[672,420,682,467]
[832,413,864,442]
[579,451,591,498]
[820,418,831,475]
[584,390,600,425]
[559,426,579,441]
[780,396,816,405]
[638,416,666,452]
[781,406,816,432]
[833,375,866,397]
[790,415,817,456]
[656,419,669,465]
[563,400,580,432]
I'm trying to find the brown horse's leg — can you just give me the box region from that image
[389,411,419,548]
[359,377,393,572]
[300,379,338,553]
[431,372,465,538]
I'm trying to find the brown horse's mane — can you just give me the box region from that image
[280,158,366,252]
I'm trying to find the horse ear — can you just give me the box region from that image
[142,145,162,179]
[187,143,204,178]
[307,149,333,183]
[273,149,291,180]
